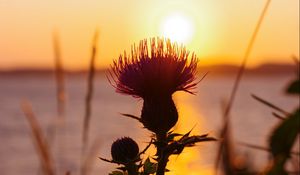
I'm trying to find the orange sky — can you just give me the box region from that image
[0,0,299,70]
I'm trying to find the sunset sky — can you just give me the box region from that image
[0,0,299,70]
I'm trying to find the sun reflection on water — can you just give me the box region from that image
[165,92,214,175]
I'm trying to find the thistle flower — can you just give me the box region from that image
[111,137,139,164]
[110,38,198,137]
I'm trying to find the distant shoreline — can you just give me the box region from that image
[0,63,297,76]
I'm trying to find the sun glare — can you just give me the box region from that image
[161,13,194,44]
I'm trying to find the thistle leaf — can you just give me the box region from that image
[166,133,182,142]
[109,170,124,175]
[267,109,300,175]
[143,158,157,174]
[121,113,141,122]
[286,79,300,95]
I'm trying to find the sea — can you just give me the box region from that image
[0,72,299,175]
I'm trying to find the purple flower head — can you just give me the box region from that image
[110,38,198,98]
[110,38,198,136]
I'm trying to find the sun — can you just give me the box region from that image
[160,13,194,44]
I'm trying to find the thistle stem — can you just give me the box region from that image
[126,163,139,175]
[157,154,169,175]
[156,133,169,175]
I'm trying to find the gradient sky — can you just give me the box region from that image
[0,0,299,70]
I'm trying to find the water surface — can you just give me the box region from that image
[0,73,298,175]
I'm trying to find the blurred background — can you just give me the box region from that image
[0,0,299,70]
[0,0,299,175]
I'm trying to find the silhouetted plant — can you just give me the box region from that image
[244,61,300,175]
[101,38,216,175]
[265,63,300,175]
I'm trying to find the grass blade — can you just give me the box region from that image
[239,141,300,156]
[215,100,235,175]
[21,101,56,175]
[53,31,66,119]
[251,94,289,115]
[216,1,273,173]
[52,31,68,174]
[82,30,99,146]
[223,0,272,123]
[81,31,99,175]
[81,138,102,175]
[272,112,286,120]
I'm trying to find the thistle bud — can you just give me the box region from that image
[141,96,178,137]
[111,137,139,164]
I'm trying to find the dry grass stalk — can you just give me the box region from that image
[81,30,99,175]
[53,31,66,119]
[223,0,272,121]
[81,138,102,175]
[82,30,99,152]
[52,31,68,174]
[238,141,300,156]
[216,1,272,174]
[251,94,289,115]
[21,101,56,175]
[215,100,235,175]
[292,56,299,66]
